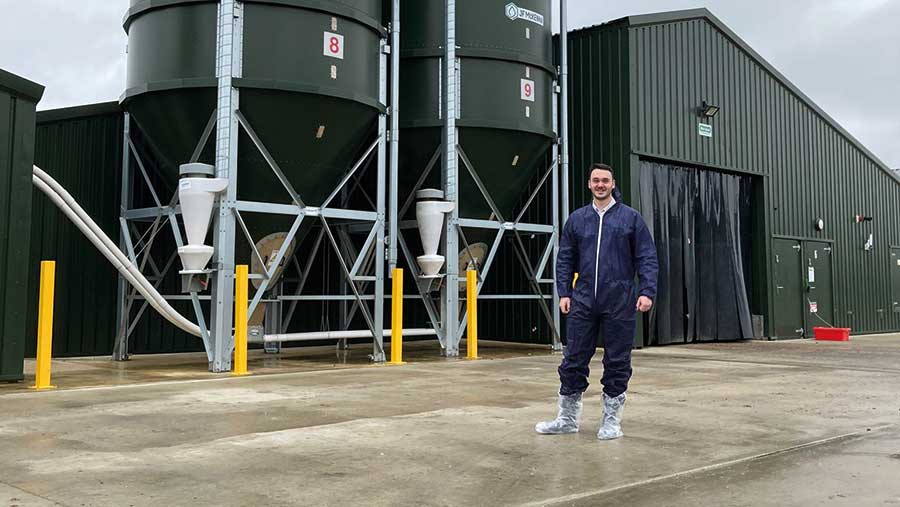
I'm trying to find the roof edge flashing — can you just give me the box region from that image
[0,68,45,103]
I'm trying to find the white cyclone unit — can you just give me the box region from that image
[177,163,228,273]
[415,188,455,277]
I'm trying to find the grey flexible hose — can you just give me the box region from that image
[32,166,202,337]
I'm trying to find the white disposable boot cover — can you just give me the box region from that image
[597,392,626,440]
[535,393,583,434]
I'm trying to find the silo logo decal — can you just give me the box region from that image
[505,3,544,26]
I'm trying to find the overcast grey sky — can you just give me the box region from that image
[1,0,898,167]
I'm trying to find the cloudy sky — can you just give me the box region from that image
[1,0,898,167]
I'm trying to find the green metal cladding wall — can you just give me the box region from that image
[623,11,900,334]
[563,25,632,207]
[28,104,124,357]
[0,69,43,381]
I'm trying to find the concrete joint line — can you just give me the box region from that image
[517,424,897,507]
[0,479,66,506]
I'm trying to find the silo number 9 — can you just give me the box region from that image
[521,78,536,102]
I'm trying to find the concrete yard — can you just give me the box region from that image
[1,337,899,506]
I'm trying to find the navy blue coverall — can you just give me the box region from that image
[556,196,658,398]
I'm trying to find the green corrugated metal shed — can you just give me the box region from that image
[564,9,900,343]
[28,103,124,358]
[0,68,43,381]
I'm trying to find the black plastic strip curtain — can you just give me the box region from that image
[639,160,753,344]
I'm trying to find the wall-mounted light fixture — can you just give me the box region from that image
[699,100,720,118]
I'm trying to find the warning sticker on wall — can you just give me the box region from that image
[809,302,818,313]
[808,266,815,283]
[324,32,344,59]
[521,79,535,102]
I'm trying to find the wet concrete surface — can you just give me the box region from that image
[562,429,900,507]
[3,340,547,392]
[1,335,899,506]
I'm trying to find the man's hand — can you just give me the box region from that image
[560,297,571,314]
[636,296,653,313]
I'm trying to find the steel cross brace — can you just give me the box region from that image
[280,228,325,331]
[116,115,217,359]
[320,216,383,359]
[232,102,384,360]
[397,232,446,348]
[450,147,561,345]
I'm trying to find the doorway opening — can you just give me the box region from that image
[638,159,763,344]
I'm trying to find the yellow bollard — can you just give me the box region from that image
[233,265,249,376]
[467,269,479,359]
[32,261,56,390]
[389,268,405,365]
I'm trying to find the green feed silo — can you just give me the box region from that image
[399,0,555,220]
[122,0,385,207]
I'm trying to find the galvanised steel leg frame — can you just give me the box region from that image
[219,37,390,363]
[451,146,561,346]
[388,0,401,272]
[551,73,562,351]
[208,0,244,372]
[115,106,217,362]
[113,113,133,361]
[442,0,460,356]
[559,0,570,221]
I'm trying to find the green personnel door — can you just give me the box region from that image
[772,239,804,338]
[891,247,900,314]
[803,241,835,337]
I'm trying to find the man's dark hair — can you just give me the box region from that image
[588,163,614,180]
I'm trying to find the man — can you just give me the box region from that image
[536,163,658,439]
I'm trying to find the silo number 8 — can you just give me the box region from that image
[324,31,345,59]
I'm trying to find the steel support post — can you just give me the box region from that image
[551,78,562,351]
[559,0,570,221]
[209,0,243,372]
[442,0,460,356]
[372,37,388,363]
[113,113,133,361]
[388,0,400,271]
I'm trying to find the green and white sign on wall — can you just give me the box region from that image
[698,123,713,138]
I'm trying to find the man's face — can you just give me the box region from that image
[588,169,615,201]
